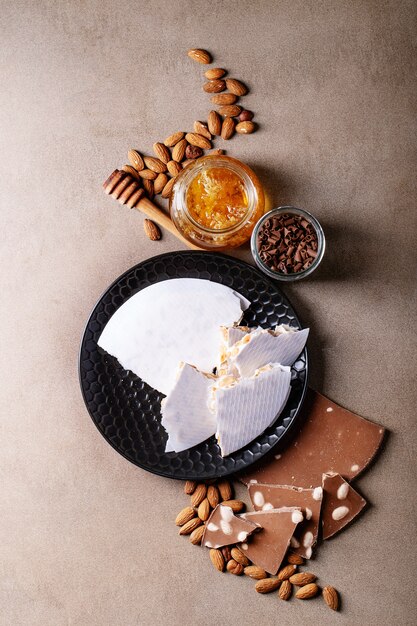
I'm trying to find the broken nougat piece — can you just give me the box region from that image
[322,473,367,539]
[238,507,303,575]
[201,505,260,549]
[248,483,323,559]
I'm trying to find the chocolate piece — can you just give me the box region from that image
[202,505,260,549]
[240,388,385,488]
[239,508,303,575]
[322,473,367,539]
[248,483,322,559]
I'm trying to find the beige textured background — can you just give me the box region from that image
[1,1,416,624]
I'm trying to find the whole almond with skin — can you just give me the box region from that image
[209,548,225,572]
[161,176,176,199]
[211,93,238,105]
[142,178,154,199]
[278,580,292,601]
[207,110,222,136]
[221,500,245,513]
[185,145,203,159]
[121,164,141,180]
[198,498,211,521]
[322,586,340,611]
[203,79,226,93]
[207,485,220,508]
[154,172,168,194]
[244,566,267,580]
[231,547,250,567]
[255,578,281,594]
[179,517,202,535]
[221,546,232,562]
[205,67,226,80]
[143,156,166,173]
[218,104,242,117]
[290,572,317,586]
[128,149,145,171]
[238,109,254,122]
[164,131,185,147]
[277,564,297,581]
[287,552,305,565]
[175,506,195,526]
[172,138,187,162]
[167,160,182,177]
[138,169,157,180]
[193,121,212,140]
[227,559,244,575]
[182,159,194,168]
[153,142,171,164]
[189,524,205,545]
[209,148,224,155]
[187,48,212,64]
[185,133,212,150]
[226,78,248,96]
[221,117,235,140]
[236,121,256,134]
[184,480,197,495]
[295,583,320,599]
[217,480,233,501]
[191,483,207,507]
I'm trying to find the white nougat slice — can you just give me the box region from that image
[226,325,309,378]
[161,363,216,453]
[215,364,291,456]
[98,278,250,395]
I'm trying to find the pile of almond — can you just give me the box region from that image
[176,479,340,612]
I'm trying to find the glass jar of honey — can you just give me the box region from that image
[169,155,265,249]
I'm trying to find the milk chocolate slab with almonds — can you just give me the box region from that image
[202,505,260,549]
[240,388,385,488]
[322,473,367,539]
[248,483,323,559]
[239,507,303,575]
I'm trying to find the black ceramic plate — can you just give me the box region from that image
[79,251,308,479]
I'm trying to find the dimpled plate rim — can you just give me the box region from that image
[78,251,308,480]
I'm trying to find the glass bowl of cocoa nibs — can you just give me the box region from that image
[251,206,325,281]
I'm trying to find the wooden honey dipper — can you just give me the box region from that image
[103,169,204,250]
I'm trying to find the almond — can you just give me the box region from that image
[161,176,176,199]
[209,148,225,155]
[221,500,245,513]
[187,48,212,64]
[184,480,197,495]
[193,121,212,140]
[185,133,212,150]
[191,483,207,507]
[255,578,281,594]
[121,164,141,180]
[198,498,211,521]
[231,547,250,567]
[154,172,168,194]
[164,131,185,147]
[221,546,232,562]
[236,121,256,134]
[244,565,267,580]
[221,117,235,140]
[189,524,205,545]
[207,110,222,136]
[143,218,160,240]
[322,586,339,611]
[203,79,226,93]
[128,149,145,171]
[218,104,242,117]
[209,548,225,572]
[211,93,238,105]
[225,78,248,96]
[286,552,305,565]
[142,178,154,199]
[143,156,166,173]
[207,485,220,508]
[205,67,226,80]
[277,564,297,581]
[172,138,187,162]
[175,506,195,526]
[295,583,320,599]
[138,169,158,180]
[167,160,182,177]
[153,142,171,164]
[278,580,292,601]
[182,159,194,168]
[227,559,244,575]
[217,480,233,501]
[289,572,317,586]
[179,517,202,535]
[125,187,145,208]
